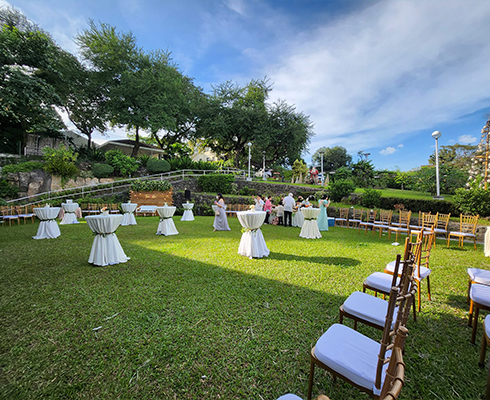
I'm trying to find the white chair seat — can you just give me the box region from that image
[470,284,490,306]
[389,226,409,232]
[276,394,303,400]
[409,224,423,230]
[451,231,475,237]
[433,228,447,234]
[385,260,431,280]
[350,219,362,223]
[314,324,389,396]
[468,268,490,286]
[343,291,397,328]
[364,272,400,293]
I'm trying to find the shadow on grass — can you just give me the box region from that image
[267,252,361,267]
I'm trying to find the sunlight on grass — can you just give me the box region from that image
[0,216,489,399]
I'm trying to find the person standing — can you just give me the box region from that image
[213,193,230,231]
[253,195,264,211]
[283,193,295,227]
[317,195,331,231]
[276,201,284,226]
[264,196,272,224]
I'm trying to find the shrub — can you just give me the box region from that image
[197,174,235,194]
[361,188,382,208]
[378,197,458,215]
[137,154,151,168]
[147,158,171,174]
[105,150,138,177]
[453,188,490,217]
[43,145,79,179]
[327,180,356,202]
[0,179,19,199]
[130,180,172,192]
[0,198,7,206]
[76,146,106,163]
[92,163,114,179]
[239,186,257,196]
[1,161,45,175]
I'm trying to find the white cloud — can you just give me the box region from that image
[458,135,477,144]
[380,147,397,155]
[267,0,490,154]
[397,144,404,148]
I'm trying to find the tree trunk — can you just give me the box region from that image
[131,126,140,158]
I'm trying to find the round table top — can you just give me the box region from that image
[237,211,266,230]
[156,206,176,218]
[85,214,123,233]
[121,203,138,212]
[34,207,61,220]
[183,203,194,209]
[302,207,321,219]
[62,203,79,212]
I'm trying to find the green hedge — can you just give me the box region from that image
[92,163,114,179]
[197,174,235,194]
[147,158,170,174]
[1,161,45,175]
[130,180,172,192]
[377,197,458,215]
[453,188,490,217]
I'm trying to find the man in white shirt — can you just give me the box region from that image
[283,193,295,227]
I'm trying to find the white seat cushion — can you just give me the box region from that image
[364,272,400,293]
[343,291,396,328]
[389,227,408,232]
[470,284,490,307]
[314,324,389,396]
[433,228,447,234]
[468,268,490,286]
[385,260,431,280]
[451,231,475,237]
[485,315,490,339]
[276,394,303,400]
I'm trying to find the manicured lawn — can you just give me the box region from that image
[355,187,455,201]
[0,217,488,399]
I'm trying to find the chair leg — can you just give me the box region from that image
[469,300,475,327]
[427,276,432,301]
[468,280,472,304]
[447,235,450,248]
[412,296,417,322]
[418,283,422,312]
[474,237,477,251]
[479,331,488,368]
[307,358,315,400]
[472,306,480,344]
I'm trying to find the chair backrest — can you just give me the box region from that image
[398,210,412,226]
[380,326,407,400]
[352,208,364,220]
[379,210,393,224]
[366,209,377,223]
[422,213,438,230]
[339,208,349,219]
[417,227,435,278]
[436,213,451,229]
[460,214,479,234]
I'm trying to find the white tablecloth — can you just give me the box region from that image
[156,206,178,236]
[33,207,61,239]
[237,211,269,258]
[485,226,490,257]
[181,203,195,221]
[85,214,129,266]
[60,202,79,225]
[300,207,322,239]
[121,203,137,226]
[292,208,305,227]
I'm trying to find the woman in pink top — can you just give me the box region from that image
[264,196,272,224]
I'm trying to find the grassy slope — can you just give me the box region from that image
[0,217,488,399]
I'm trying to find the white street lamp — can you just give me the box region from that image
[262,151,266,181]
[319,150,325,185]
[431,130,442,199]
[247,142,252,181]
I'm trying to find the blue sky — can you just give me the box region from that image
[3,0,490,171]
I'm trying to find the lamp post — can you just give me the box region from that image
[247,142,252,181]
[319,150,324,185]
[432,130,442,199]
[262,151,266,181]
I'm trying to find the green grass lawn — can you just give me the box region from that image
[1,217,489,399]
[355,187,455,201]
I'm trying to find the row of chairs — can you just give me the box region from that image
[0,205,36,226]
[80,203,120,215]
[225,204,251,217]
[279,235,424,400]
[335,208,480,250]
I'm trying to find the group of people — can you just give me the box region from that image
[213,193,331,231]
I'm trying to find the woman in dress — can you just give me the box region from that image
[317,194,331,231]
[213,193,230,231]
[263,196,272,224]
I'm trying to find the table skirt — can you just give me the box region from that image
[300,220,322,239]
[33,220,61,240]
[121,213,137,226]
[181,210,195,221]
[292,211,304,227]
[88,233,130,266]
[238,229,270,258]
[60,212,79,225]
[156,219,179,236]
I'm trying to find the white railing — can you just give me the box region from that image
[7,168,247,206]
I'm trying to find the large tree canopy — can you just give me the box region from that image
[195,79,313,168]
[0,7,67,153]
[311,146,352,171]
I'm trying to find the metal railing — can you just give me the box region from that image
[7,168,247,206]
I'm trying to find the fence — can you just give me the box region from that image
[7,169,247,207]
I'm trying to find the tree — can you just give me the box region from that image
[312,146,352,172]
[0,7,67,153]
[291,159,309,183]
[395,171,412,190]
[428,143,477,170]
[411,165,468,195]
[351,159,375,188]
